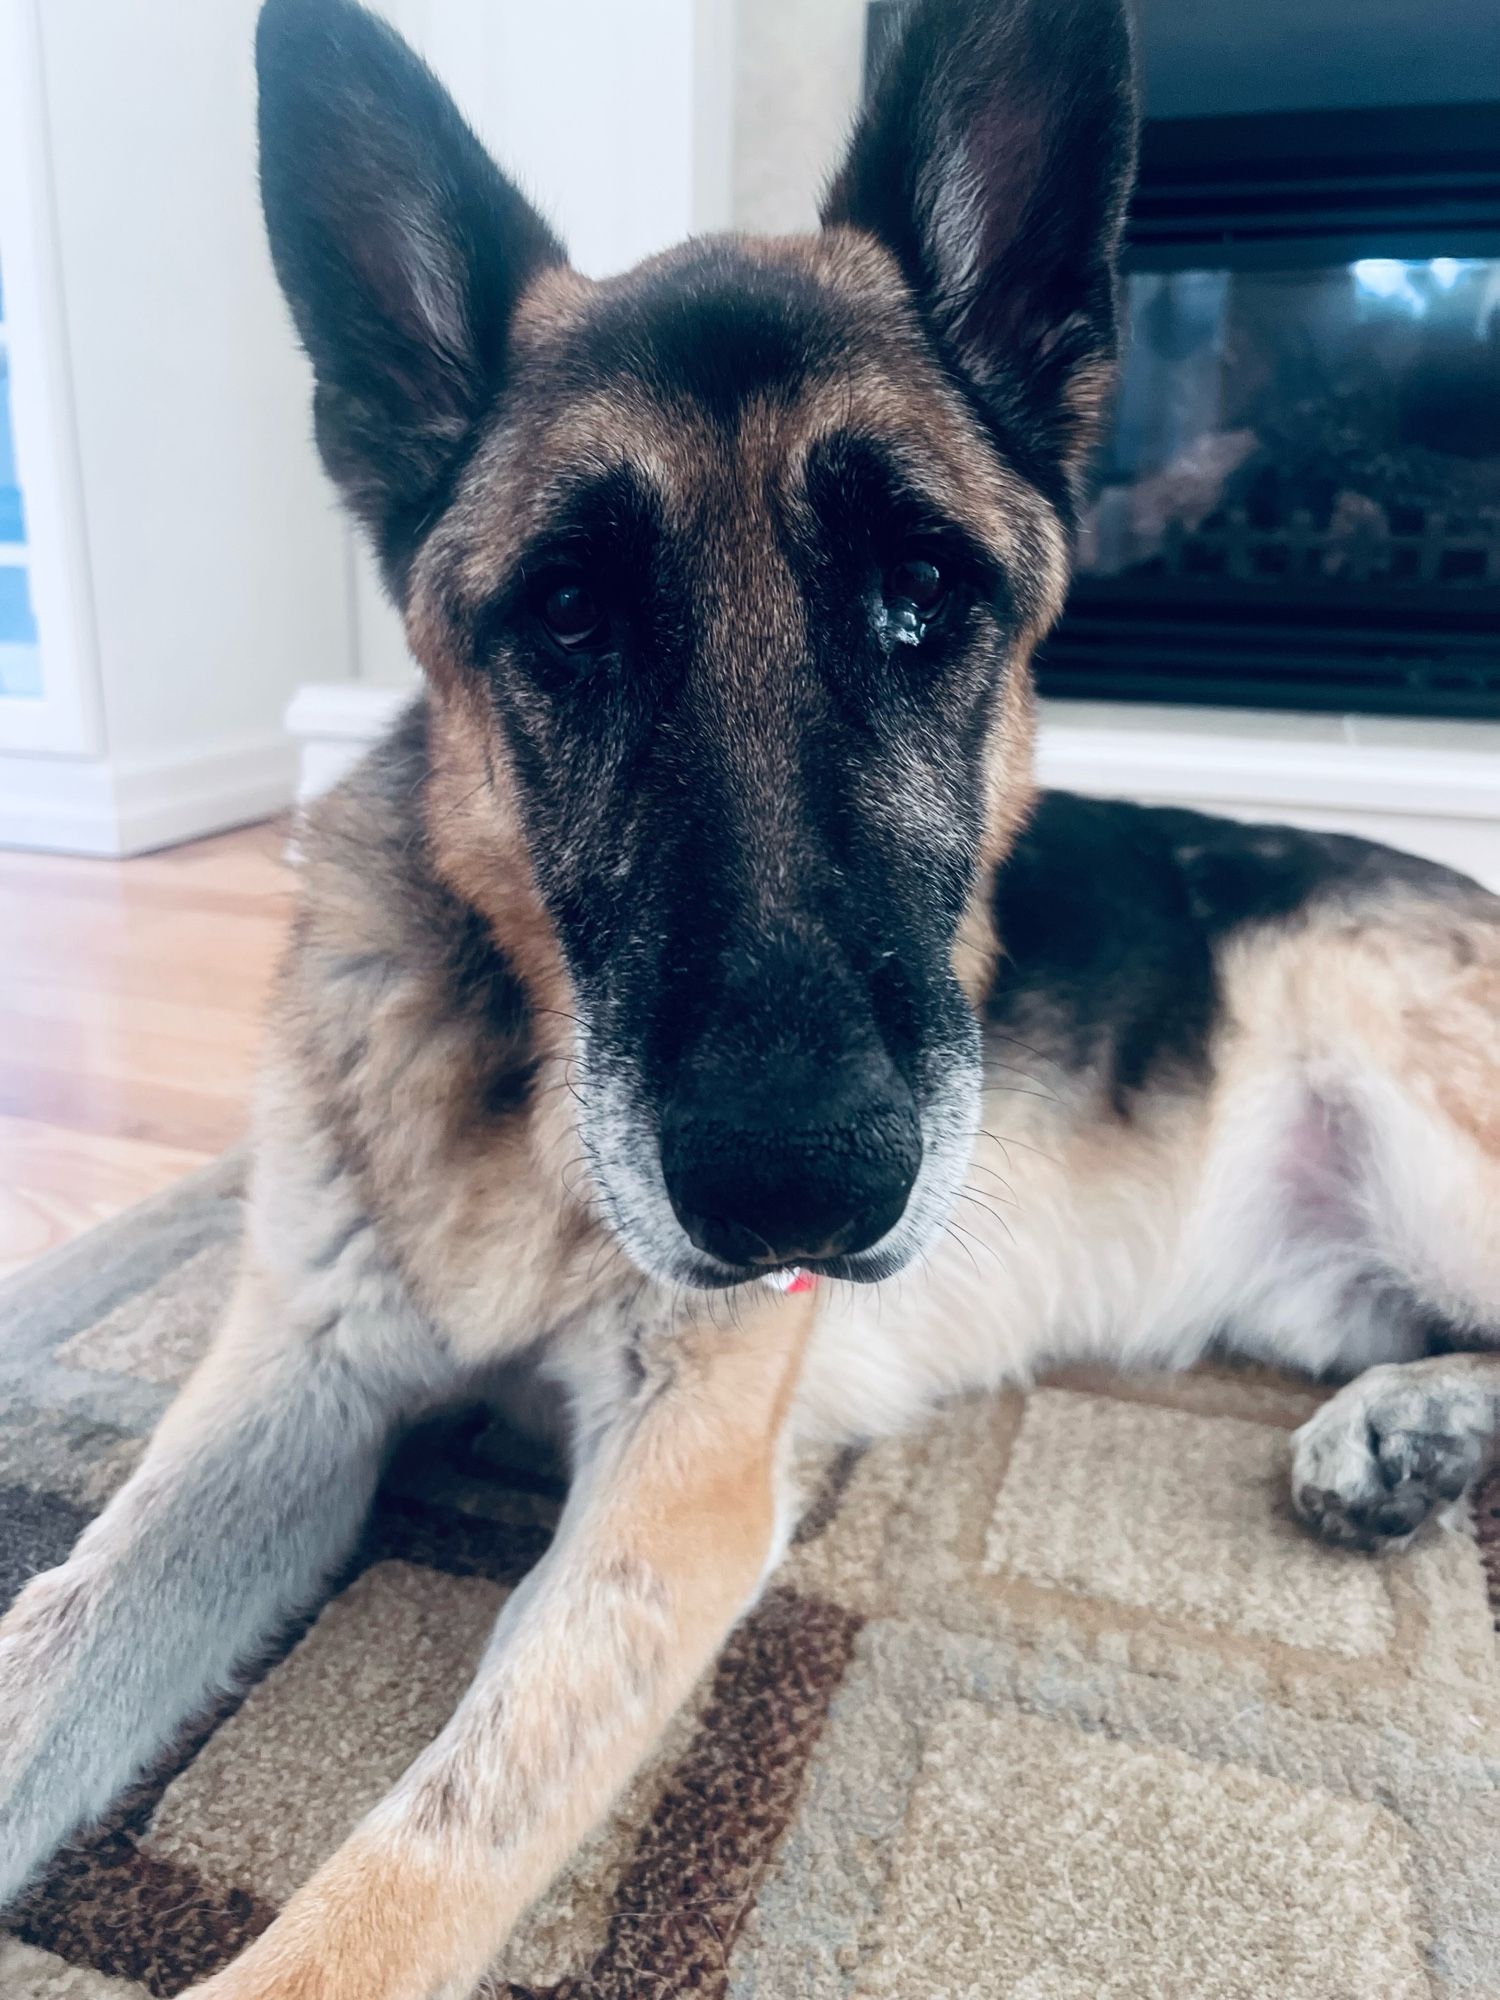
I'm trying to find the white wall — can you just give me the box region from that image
[0,0,353,848]
[37,0,354,768]
[732,0,866,235]
[387,0,732,279]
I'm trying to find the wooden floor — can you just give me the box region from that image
[0,819,295,1277]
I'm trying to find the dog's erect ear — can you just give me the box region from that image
[823,0,1136,511]
[256,0,564,580]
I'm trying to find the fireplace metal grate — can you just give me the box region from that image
[1039,588,1500,717]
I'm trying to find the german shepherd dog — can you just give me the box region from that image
[3,0,1498,1992]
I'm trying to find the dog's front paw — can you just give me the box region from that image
[1291,1363,1491,1550]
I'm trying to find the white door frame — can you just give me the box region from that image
[0,0,103,758]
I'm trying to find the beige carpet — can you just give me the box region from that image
[2,1157,1499,1998]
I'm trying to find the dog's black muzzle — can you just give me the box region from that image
[652,929,925,1272]
[659,1052,922,1270]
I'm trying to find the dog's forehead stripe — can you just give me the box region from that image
[513,229,908,359]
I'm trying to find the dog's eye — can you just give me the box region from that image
[536,576,609,654]
[887,556,944,610]
[881,555,948,643]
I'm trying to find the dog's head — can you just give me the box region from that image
[257,0,1136,1289]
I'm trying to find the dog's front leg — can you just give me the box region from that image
[0,1255,429,1908]
[184,1281,816,2000]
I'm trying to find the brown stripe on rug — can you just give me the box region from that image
[522,1587,862,2000]
[791,1443,866,1546]
[1477,1466,1500,1628]
[0,1487,94,1607]
[7,1834,275,1997]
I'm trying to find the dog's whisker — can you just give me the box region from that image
[985,1058,1050,1083]
[942,1221,985,1283]
[961,1172,1018,1209]
[530,1005,588,1032]
[966,1166,1020,1208]
[980,1080,1060,1105]
[955,1188,1018,1248]
[946,1213,1010,1274]
[978,1127,1060,1167]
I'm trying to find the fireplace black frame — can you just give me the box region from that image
[1036,102,1500,718]
[1128,102,1500,268]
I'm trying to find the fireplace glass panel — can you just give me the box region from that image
[1035,253,1500,717]
[1084,259,1500,595]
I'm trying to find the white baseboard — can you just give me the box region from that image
[0,752,117,852]
[284,681,411,801]
[0,732,298,856]
[1035,702,1500,890]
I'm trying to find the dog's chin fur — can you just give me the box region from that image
[575,1021,983,1292]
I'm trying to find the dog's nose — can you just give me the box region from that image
[659,1057,922,1270]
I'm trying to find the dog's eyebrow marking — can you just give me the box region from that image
[522,461,664,573]
[799,428,1013,601]
[471,461,666,639]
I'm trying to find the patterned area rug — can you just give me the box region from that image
[2,1158,1499,1999]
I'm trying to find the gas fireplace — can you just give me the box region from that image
[1035,104,1500,718]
